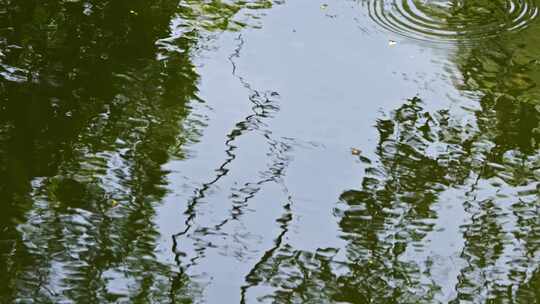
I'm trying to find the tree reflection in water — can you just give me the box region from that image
[239,14,540,303]
[0,0,276,302]
[240,93,538,303]
[0,0,539,303]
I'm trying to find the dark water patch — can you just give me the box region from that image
[0,0,279,302]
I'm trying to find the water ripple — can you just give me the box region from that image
[365,0,539,44]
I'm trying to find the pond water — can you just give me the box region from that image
[1,0,539,303]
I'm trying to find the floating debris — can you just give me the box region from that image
[351,148,361,155]
[388,40,397,46]
[321,4,328,9]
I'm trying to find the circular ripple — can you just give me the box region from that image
[366,0,539,43]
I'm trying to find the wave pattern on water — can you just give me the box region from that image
[364,0,539,44]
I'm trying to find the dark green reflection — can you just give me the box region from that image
[332,23,540,304]
[449,21,540,304]
[0,0,275,302]
[0,0,200,302]
[335,10,540,304]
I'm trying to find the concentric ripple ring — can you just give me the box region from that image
[365,0,539,43]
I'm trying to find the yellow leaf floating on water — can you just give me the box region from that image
[111,199,119,207]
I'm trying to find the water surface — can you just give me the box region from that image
[1,0,539,303]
